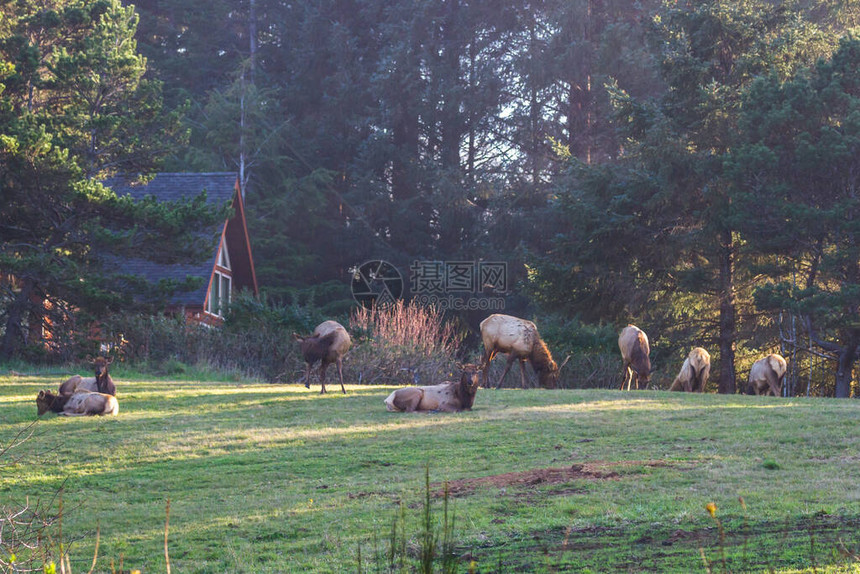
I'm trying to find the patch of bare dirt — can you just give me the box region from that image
[434,460,681,497]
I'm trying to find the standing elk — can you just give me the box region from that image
[384,364,481,412]
[618,325,651,390]
[747,353,787,396]
[36,389,119,416]
[480,314,565,389]
[293,320,352,394]
[58,356,117,396]
[669,347,711,392]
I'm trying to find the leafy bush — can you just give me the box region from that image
[535,315,622,389]
[99,293,321,382]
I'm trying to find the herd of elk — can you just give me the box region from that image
[36,356,119,417]
[31,313,791,421]
[287,315,788,401]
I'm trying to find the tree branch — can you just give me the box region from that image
[802,315,842,354]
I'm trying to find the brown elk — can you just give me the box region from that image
[618,325,651,390]
[58,374,96,395]
[669,347,711,392]
[293,320,352,394]
[36,389,119,416]
[384,364,481,412]
[58,356,116,396]
[747,353,787,396]
[480,314,564,389]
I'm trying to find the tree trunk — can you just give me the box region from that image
[835,336,857,398]
[391,87,417,203]
[803,316,856,398]
[466,38,476,185]
[439,0,462,171]
[0,278,34,360]
[249,0,257,82]
[718,228,737,394]
[389,42,421,253]
[566,0,595,164]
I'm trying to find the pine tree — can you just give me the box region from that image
[0,0,218,358]
[730,34,860,396]
[536,0,833,392]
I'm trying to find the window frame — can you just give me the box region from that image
[205,237,233,318]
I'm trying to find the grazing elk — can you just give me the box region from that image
[384,364,481,412]
[618,325,651,390]
[669,347,711,392]
[747,353,787,396]
[480,314,565,389]
[36,389,119,416]
[293,320,352,394]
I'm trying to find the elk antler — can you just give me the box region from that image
[559,354,572,372]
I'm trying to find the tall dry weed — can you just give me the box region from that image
[347,301,463,386]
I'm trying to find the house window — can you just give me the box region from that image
[207,238,232,318]
[208,271,231,317]
[219,237,231,268]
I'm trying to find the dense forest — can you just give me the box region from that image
[1,0,858,395]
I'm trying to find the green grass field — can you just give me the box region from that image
[2,370,860,573]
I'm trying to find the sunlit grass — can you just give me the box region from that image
[2,373,860,572]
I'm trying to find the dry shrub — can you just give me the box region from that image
[346,301,463,386]
[556,352,622,389]
[96,299,465,386]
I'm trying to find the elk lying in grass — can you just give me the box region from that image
[747,353,787,396]
[669,347,711,392]
[618,325,651,390]
[36,389,119,416]
[384,364,481,412]
[58,356,116,396]
[293,320,352,394]
[480,314,564,389]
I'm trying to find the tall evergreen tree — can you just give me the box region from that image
[0,0,218,358]
[730,34,860,396]
[131,0,249,110]
[536,0,833,392]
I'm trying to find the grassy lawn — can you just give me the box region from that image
[2,370,860,573]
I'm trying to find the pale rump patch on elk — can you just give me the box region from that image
[618,325,651,390]
[747,353,787,397]
[480,314,563,389]
[669,347,711,392]
[58,356,116,396]
[384,364,481,412]
[36,389,119,416]
[293,320,352,394]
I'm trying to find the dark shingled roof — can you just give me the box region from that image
[103,173,239,308]
[105,172,237,206]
